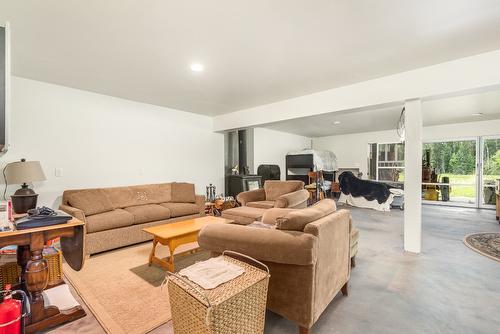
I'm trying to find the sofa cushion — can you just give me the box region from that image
[171,183,196,203]
[261,208,296,225]
[158,183,172,202]
[160,202,199,217]
[276,199,336,231]
[103,187,137,208]
[247,201,275,209]
[86,209,134,233]
[123,204,171,224]
[128,184,161,205]
[351,227,360,257]
[264,180,304,201]
[221,206,266,225]
[67,189,114,216]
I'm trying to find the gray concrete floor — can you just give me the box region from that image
[49,205,500,334]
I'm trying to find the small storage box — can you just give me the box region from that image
[167,251,270,334]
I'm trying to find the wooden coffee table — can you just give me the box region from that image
[143,216,233,271]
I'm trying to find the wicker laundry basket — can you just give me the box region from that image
[167,251,270,334]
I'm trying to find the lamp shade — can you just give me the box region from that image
[5,160,46,185]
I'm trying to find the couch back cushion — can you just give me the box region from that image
[170,182,196,203]
[66,189,114,216]
[276,199,336,231]
[103,187,136,208]
[264,180,304,201]
[101,183,173,208]
[129,184,172,204]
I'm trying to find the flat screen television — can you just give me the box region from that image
[0,22,10,153]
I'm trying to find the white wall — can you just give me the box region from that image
[1,77,224,208]
[313,119,500,178]
[253,128,311,180]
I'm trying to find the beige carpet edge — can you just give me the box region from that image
[63,261,171,334]
[463,232,500,263]
[63,264,125,334]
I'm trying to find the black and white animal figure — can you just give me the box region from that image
[338,171,391,204]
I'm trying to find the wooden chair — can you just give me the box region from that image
[307,171,325,203]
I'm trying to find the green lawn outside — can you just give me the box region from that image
[432,174,500,199]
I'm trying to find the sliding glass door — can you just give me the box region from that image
[371,137,499,209]
[422,139,477,206]
[481,137,500,208]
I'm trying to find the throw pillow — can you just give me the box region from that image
[276,199,336,231]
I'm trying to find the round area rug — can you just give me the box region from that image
[463,233,500,262]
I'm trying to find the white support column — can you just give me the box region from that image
[404,99,422,253]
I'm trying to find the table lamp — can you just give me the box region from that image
[5,159,46,213]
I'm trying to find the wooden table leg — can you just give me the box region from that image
[16,232,86,333]
[17,245,31,290]
[167,240,176,272]
[148,237,159,266]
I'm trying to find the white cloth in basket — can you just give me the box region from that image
[178,256,245,289]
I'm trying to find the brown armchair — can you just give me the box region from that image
[199,199,351,334]
[237,180,309,209]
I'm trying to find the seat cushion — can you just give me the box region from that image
[350,227,360,257]
[221,206,267,225]
[276,198,336,231]
[171,183,196,203]
[67,189,114,216]
[86,209,134,233]
[351,227,360,243]
[123,204,171,224]
[246,201,275,209]
[160,202,200,217]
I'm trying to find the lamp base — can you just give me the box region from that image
[11,186,39,214]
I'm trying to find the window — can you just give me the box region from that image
[376,143,404,182]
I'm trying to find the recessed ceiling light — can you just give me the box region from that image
[471,112,483,116]
[333,121,341,125]
[190,63,204,72]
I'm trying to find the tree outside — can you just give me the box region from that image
[423,139,500,204]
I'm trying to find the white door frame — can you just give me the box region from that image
[422,137,478,208]
[479,135,500,209]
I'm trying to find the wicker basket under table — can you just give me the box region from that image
[0,247,63,289]
[167,251,270,334]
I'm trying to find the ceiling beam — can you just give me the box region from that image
[213,49,500,132]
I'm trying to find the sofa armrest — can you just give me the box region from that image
[59,204,87,223]
[304,209,351,278]
[198,223,317,266]
[195,194,206,215]
[236,188,266,206]
[274,189,310,208]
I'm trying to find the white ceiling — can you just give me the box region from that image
[1,1,500,115]
[264,89,500,137]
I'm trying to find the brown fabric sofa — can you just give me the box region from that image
[236,180,309,209]
[60,182,205,255]
[199,199,350,334]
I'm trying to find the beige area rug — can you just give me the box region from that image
[63,242,211,334]
[463,232,500,262]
